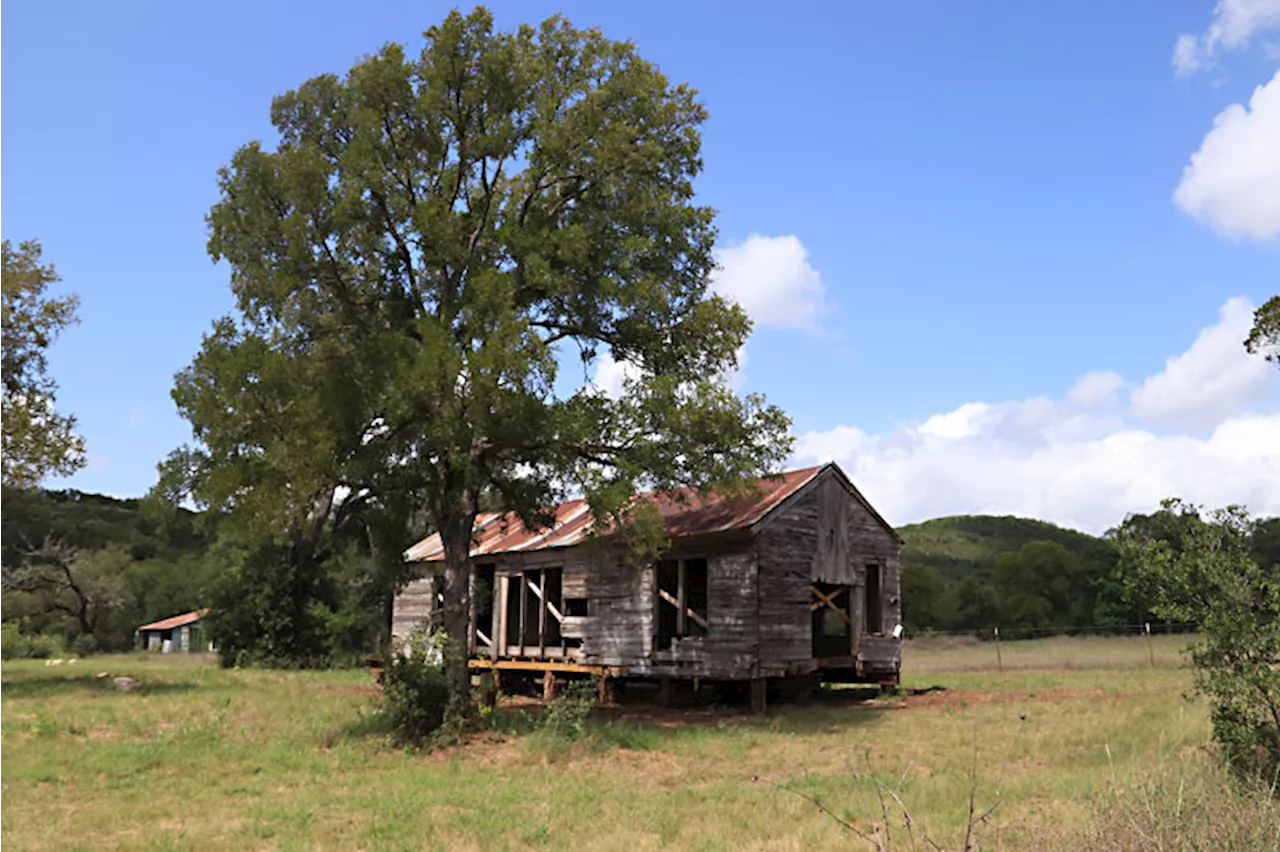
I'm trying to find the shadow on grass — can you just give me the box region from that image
[0,674,201,699]
[581,687,893,739]
[324,702,395,748]
[331,683,896,752]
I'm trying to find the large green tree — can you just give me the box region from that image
[1118,500,1280,780]
[164,9,791,696]
[1,240,86,488]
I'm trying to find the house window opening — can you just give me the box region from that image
[506,567,567,654]
[544,567,563,646]
[521,570,542,646]
[656,557,709,649]
[865,564,883,635]
[474,563,496,652]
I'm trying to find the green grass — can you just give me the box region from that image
[2,639,1275,850]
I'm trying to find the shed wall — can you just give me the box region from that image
[755,468,903,675]
[390,466,901,681]
[391,574,438,651]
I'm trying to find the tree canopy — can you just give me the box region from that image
[163,9,791,690]
[1116,499,1280,780]
[1244,295,1279,366]
[1,239,85,488]
[1,487,215,654]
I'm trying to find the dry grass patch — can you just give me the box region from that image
[2,638,1272,850]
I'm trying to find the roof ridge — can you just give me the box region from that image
[404,465,827,562]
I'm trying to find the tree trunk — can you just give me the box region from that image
[440,513,476,705]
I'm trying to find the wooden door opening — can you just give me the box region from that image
[811,583,853,658]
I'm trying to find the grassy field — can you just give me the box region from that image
[3,636,1277,850]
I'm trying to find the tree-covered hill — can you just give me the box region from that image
[899,514,1101,580]
[1,486,216,654]
[896,514,1133,635]
[1,487,206,564]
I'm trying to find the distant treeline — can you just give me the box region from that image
[4,485,1278,658]
[898,513,1280,636]
[0,486,399,661]
[0,487,222,655]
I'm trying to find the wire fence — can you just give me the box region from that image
[901,622,1200,672]
[905,621,1198,642]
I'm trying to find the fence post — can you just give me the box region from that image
[994,626,1003,672]
[1144,622,1155,668]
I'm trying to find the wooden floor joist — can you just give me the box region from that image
[467,658,610,675]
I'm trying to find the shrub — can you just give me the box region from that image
[536,678,596,742]
[1118,500,1280,782]
[70,633,99,657]
[0,622,64,659]
[1,622,22,659]
[380,625,451,745]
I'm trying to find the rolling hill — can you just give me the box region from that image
[898,514,1102,580]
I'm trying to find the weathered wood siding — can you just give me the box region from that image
[756,487,820,670]
[390,464,902,682]
[755,468,902,676]
[391,573,438,651]
[703,547,758,678]
[575,551,652,667]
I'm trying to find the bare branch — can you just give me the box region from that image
[751,775,882,849]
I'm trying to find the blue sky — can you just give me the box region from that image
[5,1,1278,531]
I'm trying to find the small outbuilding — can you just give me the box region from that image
[138,609,211,653]
[394,462,903,709]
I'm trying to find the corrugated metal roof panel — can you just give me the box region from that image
[405,466,823,563]
[138,609,208,632]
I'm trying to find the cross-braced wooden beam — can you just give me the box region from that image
[811,585,853,627]
[658,588,709,631]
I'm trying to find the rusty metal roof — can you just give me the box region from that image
[138,609,208,632]
[405,466,824,562]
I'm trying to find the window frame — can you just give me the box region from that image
[655,557,710,647]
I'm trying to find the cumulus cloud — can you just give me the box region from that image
[711,234,830,330]
[589,347,747,399]
[792,297,1280,534]
[589,351,642,399]
[588,234,824,393]
[1130,297,1275,427]
[1172,0,1280,74]
[1174,72,1280,241]
[1067,371,1124,407]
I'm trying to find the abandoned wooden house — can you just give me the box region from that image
[392,462,902,710]
[137,609,212,653]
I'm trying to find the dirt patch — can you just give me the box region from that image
[900,687,1137,710]
[317,683,381,700]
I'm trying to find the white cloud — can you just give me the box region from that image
[792,297,1280,535]
[1173,0,1280,74]
[590,351,643,399]
[1130,296,1275,428]
[918,403,993,440]
[1174,72,1280,241]
[1174,34,1203,75]
[589,347,746,398]
[1067,371,1124,407]
[711,234,830,330]
[587,234,823,394]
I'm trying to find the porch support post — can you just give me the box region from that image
[750,677,768,715]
